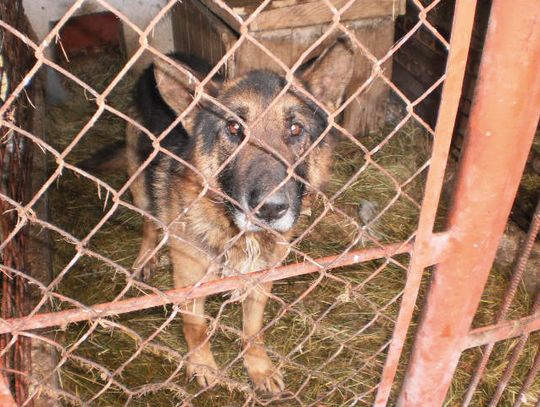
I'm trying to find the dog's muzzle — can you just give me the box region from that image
[233,192,296,232]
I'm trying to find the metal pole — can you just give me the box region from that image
[398,1,540,405]
[373,0,477,403]
[0,241,411,335]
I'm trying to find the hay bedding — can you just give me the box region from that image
[44,51,539,406]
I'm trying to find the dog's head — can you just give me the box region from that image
[153,42,354,233]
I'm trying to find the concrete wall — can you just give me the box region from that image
[22,0,175,68]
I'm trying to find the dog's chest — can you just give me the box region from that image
[222,234,268,277]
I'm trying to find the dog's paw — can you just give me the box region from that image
[132,255,158,281]
[186,352,219,388]
[244,349,284,394]
[251,366,284,395]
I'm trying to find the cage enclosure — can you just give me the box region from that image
[0,1,539,406]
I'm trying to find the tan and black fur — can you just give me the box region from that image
[93,42,354,393]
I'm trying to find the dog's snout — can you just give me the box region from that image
[248,192,289,222]
[257,202,289,222]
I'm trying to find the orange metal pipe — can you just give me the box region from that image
[398,1,540,405]
[465,312,540,350]
[0,241,411,335]
[373,0,477,403]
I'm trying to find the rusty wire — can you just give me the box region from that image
[0,0,539,406]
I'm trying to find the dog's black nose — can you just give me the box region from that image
[248,192,289,222]
[256,202,289,222]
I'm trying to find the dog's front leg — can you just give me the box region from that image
[170,248,219,387]
[126,122,159,281]
[242,281,284,394]
[132,219,159,280]
[180,296,218,387]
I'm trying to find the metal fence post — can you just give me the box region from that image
[398,1,540,405]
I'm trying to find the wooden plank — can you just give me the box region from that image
[171,0,237,78]
[237,0,322,15]
[342,17,395,135]
[234,24,329,73]
[198,0,245,34]
[250,0,403,31]
[199,0,405,32]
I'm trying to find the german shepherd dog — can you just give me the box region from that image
[89,40,354,393]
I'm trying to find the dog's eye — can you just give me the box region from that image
[226,120,242,136]
[289,123,304,137]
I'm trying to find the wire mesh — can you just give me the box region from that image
[0,0,538,406]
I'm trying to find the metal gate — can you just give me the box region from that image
[1,0,539,405]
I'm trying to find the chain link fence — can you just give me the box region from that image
[0,0,539,405]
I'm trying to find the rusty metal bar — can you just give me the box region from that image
[465,312,540,349]
[398,1,540,405]
[0,241,412,335]
[489,296,540,406]
[515,341,540,407]
[488,324,536,406]
[373,0,477,404]
[486,293,540,404]
[463,199,540,405]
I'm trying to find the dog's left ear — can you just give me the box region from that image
[153,56,218,117]
[299,39,355,111]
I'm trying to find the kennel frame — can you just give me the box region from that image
[0,0,539,405]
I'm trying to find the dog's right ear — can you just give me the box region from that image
[153,57,218,118]
[298,39,355,112]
